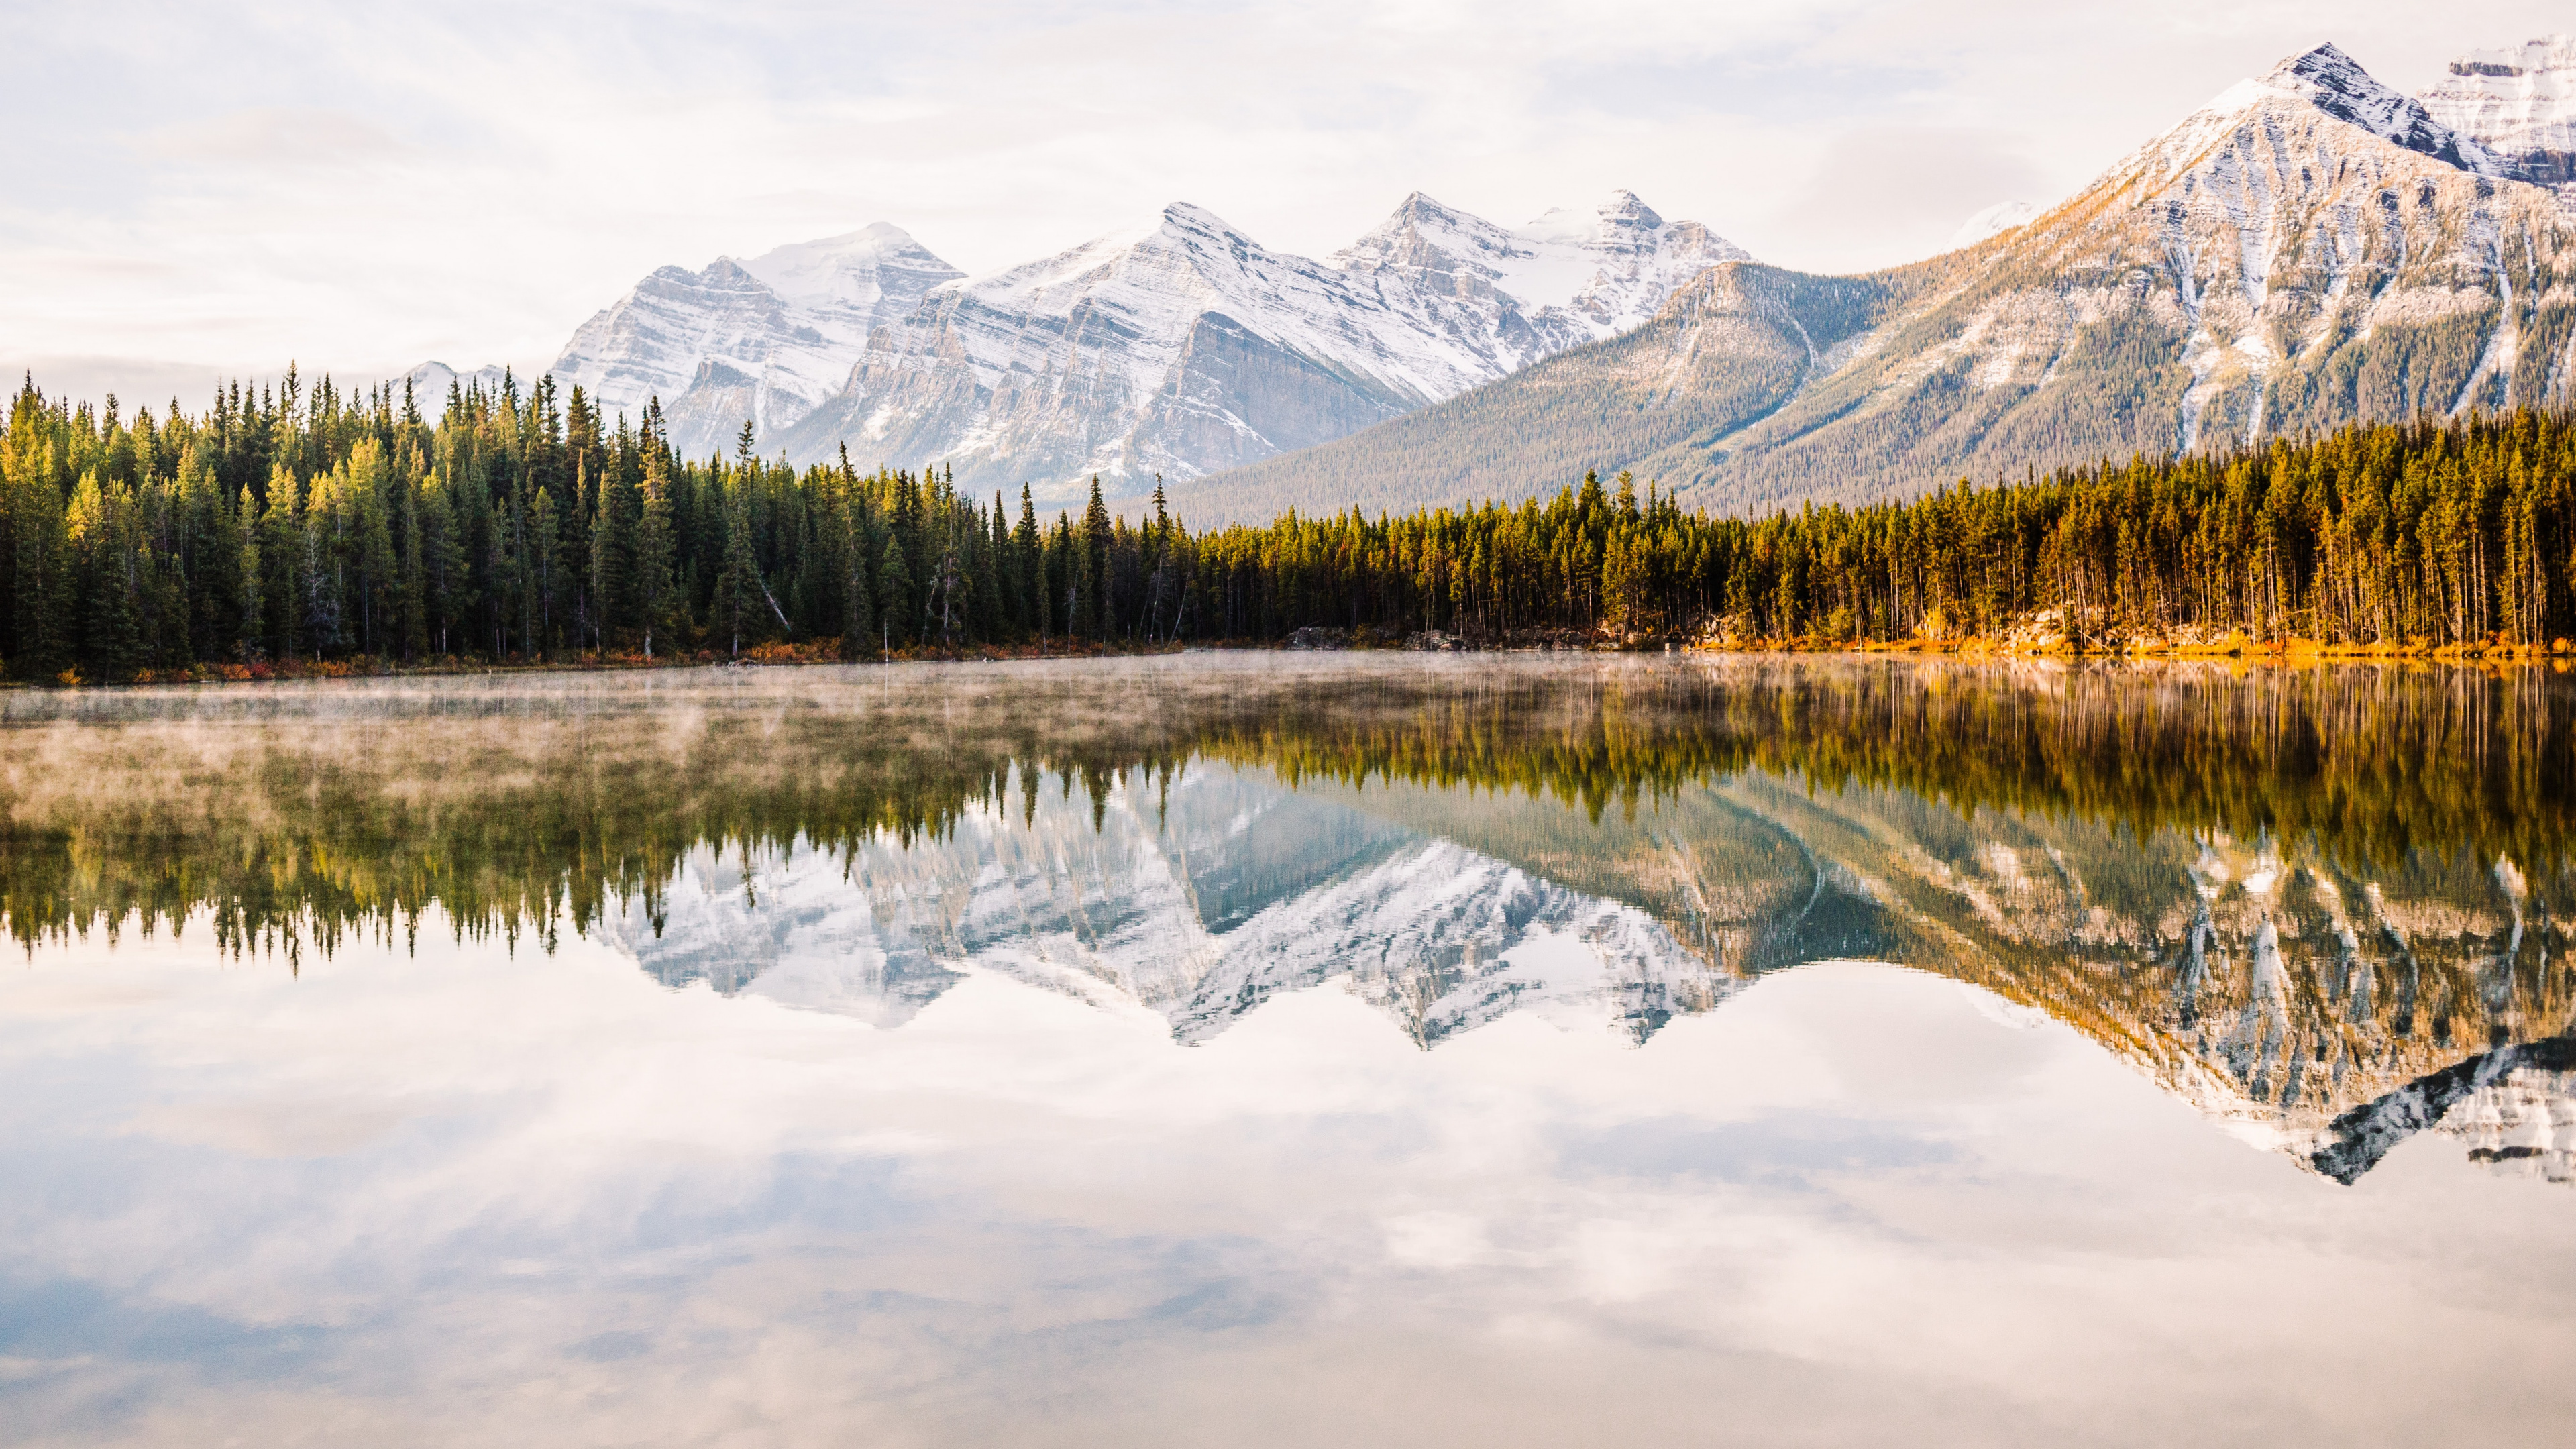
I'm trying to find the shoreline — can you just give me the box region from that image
[13,630,2574,689]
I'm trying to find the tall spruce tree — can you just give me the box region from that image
[634,451,677,659]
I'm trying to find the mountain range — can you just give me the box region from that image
[529,192,1743,494]
[1171,39,2576,521]
[417,33,2576,520]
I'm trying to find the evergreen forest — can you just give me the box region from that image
[3,368,2574,682]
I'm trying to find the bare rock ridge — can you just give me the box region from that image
[1168,39,2576,523]
[531,193,1746,489]
[2261,41,2498,174]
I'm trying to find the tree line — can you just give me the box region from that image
[3,368,2574,679]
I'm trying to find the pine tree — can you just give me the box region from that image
[352,440,395,657]
[260,463,301,660]
[878,531,912,650]
[841,488,875,661]
[531,485,562,659]
[1083,476,1112,639]
[233,486,264,661]
[712,472,759,657]
[1014,484,1040,635]
[398,458,427,660]
[634,451,677,658]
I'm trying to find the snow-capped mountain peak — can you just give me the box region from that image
[757,189,1750,492]
[2263,42,2501,174]
[398,360,511,421]
[1947,200,2038,250]
[1332,187,1749,331]
[1333,191,1525,277]
[534,176,1751,484]
[2112,41,2503,196]
[733,221,960,310]
[2419,35,2576,191]
[543,223,963,454]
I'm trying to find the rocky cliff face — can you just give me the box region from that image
[1175,42,2576,523]
[545,225,965,460]
[2420,34,2576,191]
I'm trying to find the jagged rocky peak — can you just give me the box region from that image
[545,222,965,458]
[1334,191,1526,276]
[1333,188,1750,326]
[731,221,962,309]
[1138,201,1279,268]
[2232,42,2500,174]
[2420,35,2576,188]
[1525,188,1661,244]
[686,256,780,298]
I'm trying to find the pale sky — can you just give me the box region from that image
[5,1,2569,410]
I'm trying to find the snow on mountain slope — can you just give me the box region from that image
[1330,190,1749,359]
[1947,201,2037,250]
[1172,42,2576,524]
[777,203,1470,492]
[772,193,1748,496]
[401,361,511,420]
[2420,34,2576,191]
[545,225,963,458]
[529,193,1745,496]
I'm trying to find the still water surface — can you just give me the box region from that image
[2,655,2571,1446]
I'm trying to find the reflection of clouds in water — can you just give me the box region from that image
[7,944,2576,1444]
[6,659,2576,1442]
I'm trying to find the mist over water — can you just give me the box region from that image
[4,655,2573,1446]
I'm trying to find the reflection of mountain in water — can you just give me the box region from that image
[603,763,1733,1046]
[1688,771,2576,1187]
[609,754,2573,1183]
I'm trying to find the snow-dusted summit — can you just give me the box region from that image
[1330,190,1749,356]
[1176,40,2576,522]
[399,361,513,423]
[2420,34,2576,193]
[545,224,964,458]
[532,193,1746,488]
[1947,198,2029,250]
[2121,42,2499,188]
[1945,200,2038,250]
[771,191,1746,494]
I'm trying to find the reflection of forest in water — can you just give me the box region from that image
[3,656,2571,1185]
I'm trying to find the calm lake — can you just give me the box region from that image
[2,654,2570,1446]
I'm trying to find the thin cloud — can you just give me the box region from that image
[5,0,2568,397]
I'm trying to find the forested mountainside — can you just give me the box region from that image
[2,361,2571,681]
[1173,44,2576,524]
